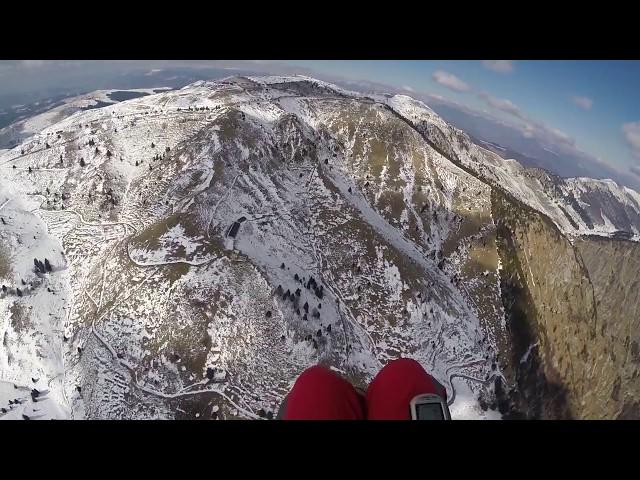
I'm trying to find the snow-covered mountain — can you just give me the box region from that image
[382,93,640,241]
[0,88,171,150]
[1,75,638,420]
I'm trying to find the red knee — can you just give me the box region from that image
[366,358,446,420]
[283,365,365,420]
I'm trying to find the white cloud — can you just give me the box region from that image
[541,126,575,147]
[481,60,514,74]
[401,85,414,92]
[432,70,471,92]
[623,122,640,160]
[426,93,446,102]
[516,120,575,148]
[571,96,593,110]
[144,69,164,76]
[547,127,573,144]
[478,92,524,119]
[476,91,575,148]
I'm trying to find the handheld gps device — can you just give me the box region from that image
[409,393,451,420]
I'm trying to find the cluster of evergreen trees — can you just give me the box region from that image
[34,258,52,274]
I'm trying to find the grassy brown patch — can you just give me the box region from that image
[0,245,12,281]
[457,229,502,338]
[9,302,31,335]
[165,262,191,284]
[130,214,182,251]
[441,210,485,258]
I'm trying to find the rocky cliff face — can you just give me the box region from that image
[574,237,640,419]
[491,190,593,418]
[490,190,640,419]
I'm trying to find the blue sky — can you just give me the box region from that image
[282,60,640,177]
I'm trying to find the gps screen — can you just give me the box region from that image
[416,402,445,420]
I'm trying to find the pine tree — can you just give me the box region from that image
[80,158,86,167]
[45,259,52,272]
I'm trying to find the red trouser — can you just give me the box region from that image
[283,358,447,420]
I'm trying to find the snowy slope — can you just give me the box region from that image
[0,182,71,419]
[0,88,170,151]
[4,75,630,420]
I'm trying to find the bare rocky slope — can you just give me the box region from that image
[0,75,637,419]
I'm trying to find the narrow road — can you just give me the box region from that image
[81,239,260,419]
[443,360,506,407]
